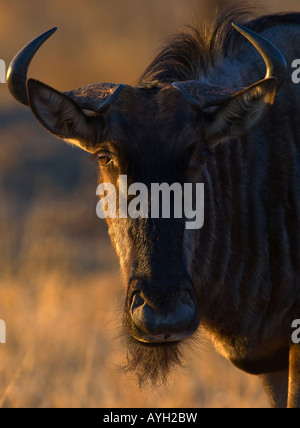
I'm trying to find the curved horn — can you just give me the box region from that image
[7,29,124,111]
[232,23,287,87]
[7,28,57,106]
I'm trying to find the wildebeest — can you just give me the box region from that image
[6,7,300,408]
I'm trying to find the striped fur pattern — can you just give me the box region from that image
[139,8,300,376]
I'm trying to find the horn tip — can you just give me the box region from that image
[232,23,245,32]
[45,27,58,37]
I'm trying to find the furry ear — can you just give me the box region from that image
[27,79,101,153]
[203,78,277,147]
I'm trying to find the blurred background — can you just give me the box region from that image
[0,0,299,408]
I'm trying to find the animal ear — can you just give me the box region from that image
[27,79,101,153]
[203,78,277,148]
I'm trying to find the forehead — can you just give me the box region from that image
[104,86,199,146]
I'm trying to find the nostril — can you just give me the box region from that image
[130,289,197,336]
[130,291,145,309]
[181,289,194,305]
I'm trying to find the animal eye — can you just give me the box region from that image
[98,152,112,166]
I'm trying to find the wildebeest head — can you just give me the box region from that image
[7,23,287,385]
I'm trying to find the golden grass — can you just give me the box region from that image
[0,272,270,408]
[0,194,269,408]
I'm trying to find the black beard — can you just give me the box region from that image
[121,332,183,388]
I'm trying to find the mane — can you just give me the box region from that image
[139,5,300,86]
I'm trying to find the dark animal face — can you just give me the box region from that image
[93,86,205,385]
[7,21,286,385]
[24,81,277,385]
[96,86,203,343]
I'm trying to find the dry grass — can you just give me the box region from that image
[0,172,270,407]
[1,0,299,408]
[0,247,269,408]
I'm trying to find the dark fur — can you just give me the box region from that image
[139,6,300,85]
[119,7,300,387]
